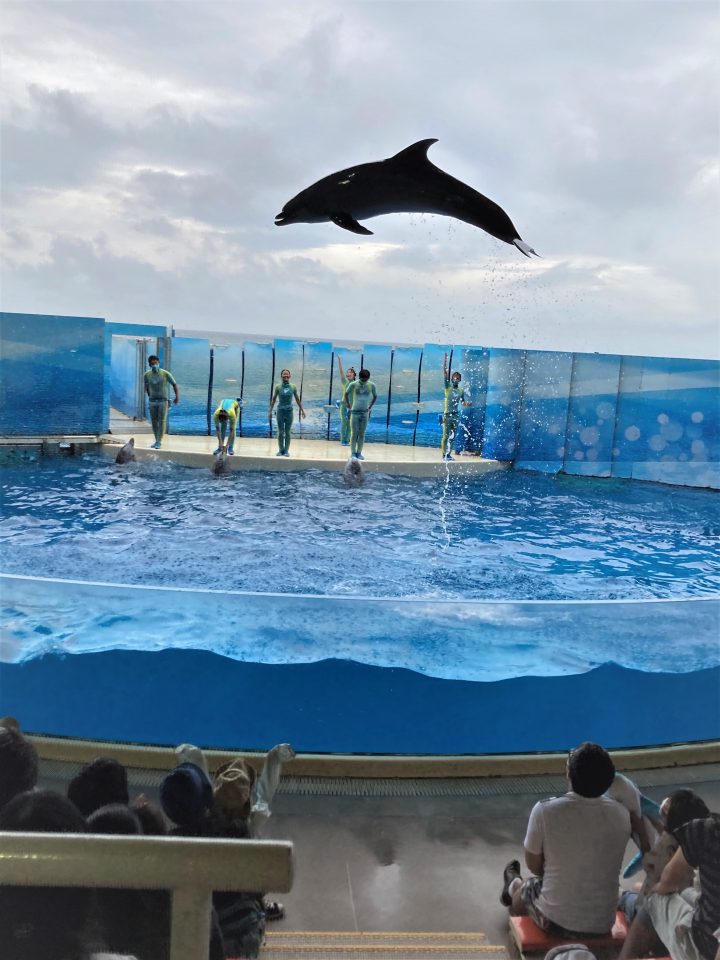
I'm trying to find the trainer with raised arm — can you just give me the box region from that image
[441,353,471,461]
[345,368,377,460]
[144,354,179,450]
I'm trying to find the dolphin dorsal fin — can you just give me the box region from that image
[387,139,439,170]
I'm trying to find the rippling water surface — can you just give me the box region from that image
[1,450,718,600]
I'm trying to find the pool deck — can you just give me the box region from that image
[101,419,509,478]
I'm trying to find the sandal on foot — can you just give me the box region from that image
[263,900,285,921]
[500,859,521,907]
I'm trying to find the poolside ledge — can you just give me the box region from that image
[100,433,509,478]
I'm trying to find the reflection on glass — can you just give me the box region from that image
[167,337,210,434]
[242,341,274,437]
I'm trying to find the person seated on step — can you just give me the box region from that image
[213,398,241,455]
[500,741,631,938]
[174,741,296,923]
[160,759,266,958]
[617,811,720,960]
[618,789,710,924]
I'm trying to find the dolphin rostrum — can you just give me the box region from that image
[275,139,538,256]
[343,456,365,488]
[114,438,136,464]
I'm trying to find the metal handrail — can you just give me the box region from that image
[0,832,294,960]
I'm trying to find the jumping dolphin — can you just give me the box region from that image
[343,456,365,488]
[275,139,538,256]
[115,438,136,464]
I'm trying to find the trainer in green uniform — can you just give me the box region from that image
[143,355,179,449]
[345,368,377,460]
[336,355,356,446]
[441,353,471,461]
[269,369,306,457]
[213,398,241,455]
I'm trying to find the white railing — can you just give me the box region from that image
[0,832,294,960]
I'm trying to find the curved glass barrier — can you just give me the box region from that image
[3,573,718,683]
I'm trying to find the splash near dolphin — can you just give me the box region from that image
[275,139,538,256]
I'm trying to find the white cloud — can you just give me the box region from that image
[1,0,718,359]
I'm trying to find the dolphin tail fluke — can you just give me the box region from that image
[514,238,540,258]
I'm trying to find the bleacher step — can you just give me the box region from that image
[255,930,509,959]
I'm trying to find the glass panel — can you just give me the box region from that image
[329,346,363,442]
[210,343,244,435]
[163,337,209,434]
[301,341,333,440]
[454,347,488,454]
[241,341,274,437]
[415,342,453,448]
[482,348,525,461]
[0,312,105,436]
[387,346,422,446]
[4,573,718,752]
[564,353,621,478]
[360,344,392,445]
[515,350,574,472]
[110,336,139,418]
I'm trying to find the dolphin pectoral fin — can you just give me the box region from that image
[331,213,374,235]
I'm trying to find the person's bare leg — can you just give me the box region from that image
[617,911,665,960]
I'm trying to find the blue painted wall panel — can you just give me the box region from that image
[0,312,105,436]
[515,350,574,472]
[482,348,525,461]
[564,353,622,477]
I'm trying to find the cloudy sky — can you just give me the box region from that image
[1,0,718,358]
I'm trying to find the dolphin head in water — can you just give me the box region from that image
[343,456,365,488]
[212,451,231,476]
[115,438,136,464]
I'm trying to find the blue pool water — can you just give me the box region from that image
[1,450,718,601]
[2,449,718,753]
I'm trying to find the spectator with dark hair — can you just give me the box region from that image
[68,757,129,817]
[132,794,168,836]
[619,789,710,922]
[87,803,143,835]
[619,813,720,960]
[0,789,94,960]
[0,715,39,809]
[87,802,172,960]
[500,741,631,937]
